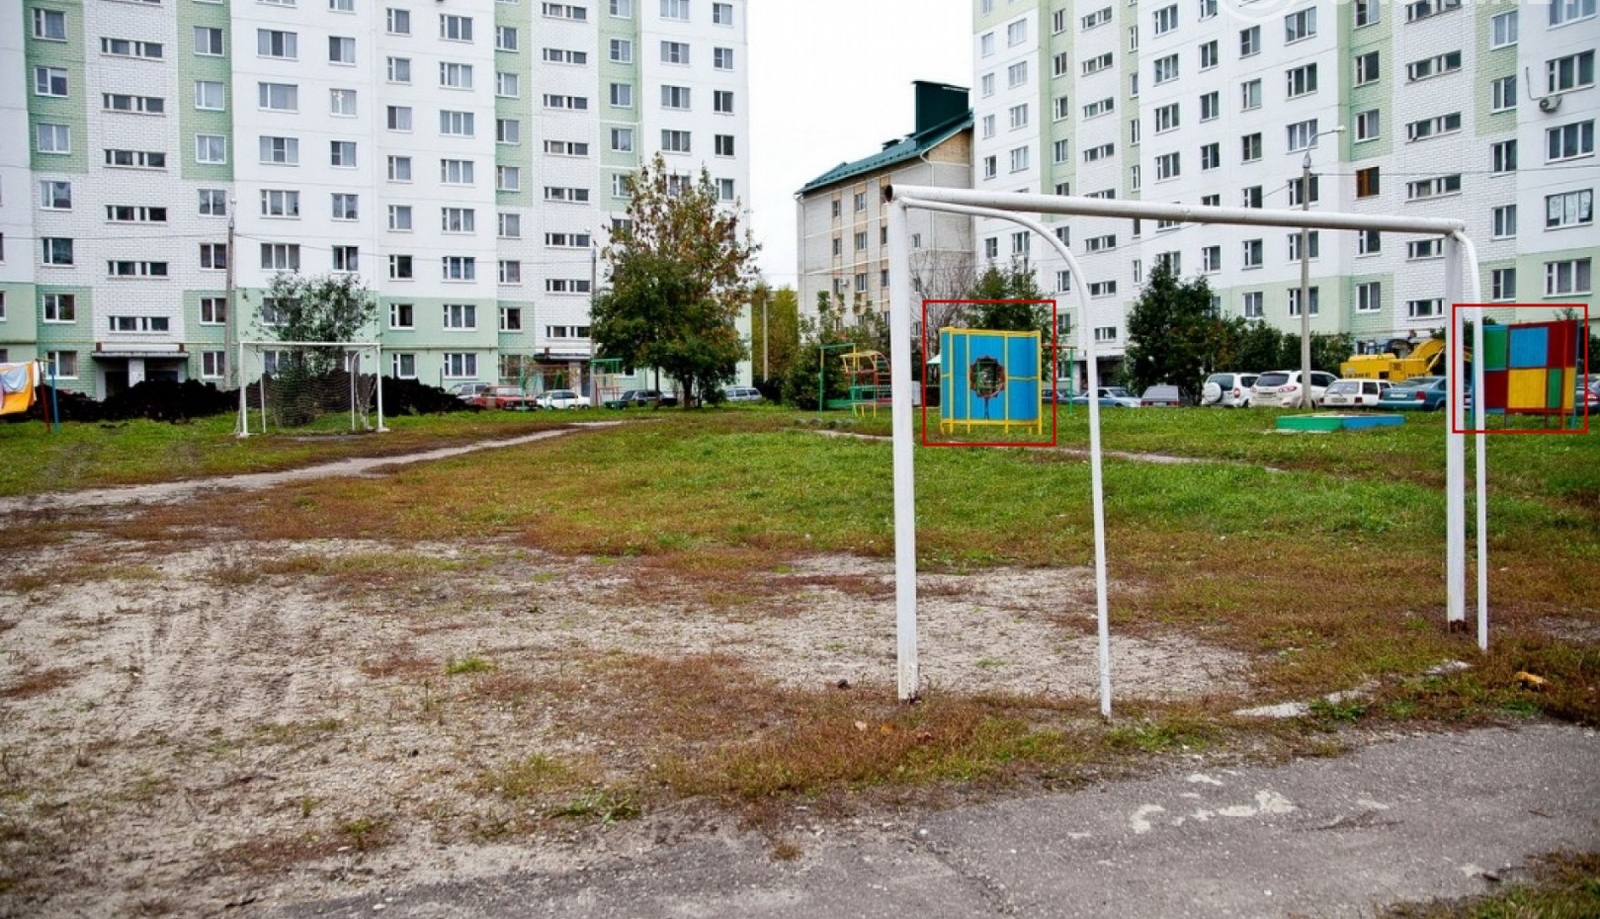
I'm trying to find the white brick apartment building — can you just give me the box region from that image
[0,0,749,397]
[970,0,1597,383]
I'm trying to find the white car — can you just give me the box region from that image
[1322,378,1392,409]
[1200,372,1259,408]
[1250,370,1337,408]
[538,389,591,410]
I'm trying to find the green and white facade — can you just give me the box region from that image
[2,0,748,396]
[970,0,1597,372]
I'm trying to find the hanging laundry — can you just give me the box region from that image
[0,362,40,416]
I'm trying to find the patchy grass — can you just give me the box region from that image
[1375,851,1600,919]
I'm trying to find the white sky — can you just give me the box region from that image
[746,0,973,289]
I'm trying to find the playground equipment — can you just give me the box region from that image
[937,328,1042,435]
[842,349,891,416]
[1475,318,1583,428]
[1339,338,1446,383]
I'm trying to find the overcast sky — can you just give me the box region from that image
[746,0,973,289]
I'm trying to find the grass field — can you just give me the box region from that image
[1,405,1596,914]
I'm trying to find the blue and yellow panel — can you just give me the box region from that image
[1480,319,1580,416]
[939,328,1042,434]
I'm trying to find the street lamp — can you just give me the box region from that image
[1298,125,1344,409]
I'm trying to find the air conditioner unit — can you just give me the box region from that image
[1538,95,1561,113]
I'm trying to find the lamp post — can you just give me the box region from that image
[1298,125,1344,408]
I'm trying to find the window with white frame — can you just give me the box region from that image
[440,159,474,185]
[1286,119,1319,151]
[260,243,300,270]
[1544,258,1591,294]
[1356,281,1382,313]
[1008,61,1028,87]
[328,35,355,64]
[1548,51,1595,93]
[1408,238,1443,259]
[261,189,300,217]
[1284,7,1315,42]
[331,246,358,273]
[1354,52,1379,86]
[195,26,224,56]
[1357,229,1381,254]
[1242,291,1263,318]
[1491,9,1517,46]
[1354,0,1380,26]
[1008,103,1027,129]
[1201,246,1221,272]
[1491,139,1517,173]
[1545,189,1593,229]
[662,129,691,153]
[1241,132,1262,162]
[33,8,66,40]
[443,302,477,329]
[1200,142,1220,170]
[439,110,475,137]
[1406,174,1461,199]
[1155,152,1180,180]
[1153,54,1178,85]
[662,40,689,64]
[1240,24,1259,56]
[1492,205,1517,238]
[1491,75,1517,112]
[387,105,412,131]
[388,156,412,182]
[1407,51,1461,82]
[1546,121,1595,161]
[440,62,474,89]
[1007,19,1026,45]
[1287,287,1320,317]
[499,261,522,284]
[390,353,416,379]
[389,303,415,329]
[443,353,477,379]
[1242,238,1263,268]
[1405,298,1442,319]
[1355,109,1380,142]
[1240,78,1261,110]
[610,83,633,107]
[713,2,733,25]
[1093,325,1117,342]
[1200,40,1218,69]
[388,205,412,231]
[441,14,474,41]
[1154,103,1179,133]
[497,119,521,144]
[1286,231,1320,261]
[442,257,477,282]
[661,0,689,20]
[331,193,358,221]
[1153,5,1177,34]
[1286,63,1317,98]
[387,57,411,83]
[1490,268,1516,301]
[387,8,410,34]
[258,135,299,164]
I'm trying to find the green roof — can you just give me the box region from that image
[797,110,972,196]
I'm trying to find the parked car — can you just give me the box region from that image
[603,389,677,409]
[470,385,537,410]
[1041,379,1078,404]
[1322,378,1392,409]
[448,381,494,402]
[1067,386,1142,408]
[1139,384,1185,407]
[1376,376,1451,411]
[537,389,591,410]
[722,386,763,403]
[1200,372,1259,408]
[1250,370,1337,408]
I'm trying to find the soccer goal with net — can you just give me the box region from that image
[236,340,387,437]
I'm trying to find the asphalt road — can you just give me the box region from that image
[282,722,1598,919]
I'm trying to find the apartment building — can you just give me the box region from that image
[1,0,748,397]
[795,81,975,325]
[971,0,1597,382]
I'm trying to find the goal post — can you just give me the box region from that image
[236,340,387,437]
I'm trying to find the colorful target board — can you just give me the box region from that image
[922,300,1059,447]
[1453,304,1590,435]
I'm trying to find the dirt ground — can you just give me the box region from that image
[0,440,1254,918]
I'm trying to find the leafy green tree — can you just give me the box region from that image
[257,271,378,369]
[592,154,759,407]
[1122,260,1217,401]
[1276,332,1356,375]
[750,285,801,394]
[781,293,887,410]
[967,258,1046,331]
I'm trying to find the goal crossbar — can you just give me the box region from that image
[885,185,1486,714]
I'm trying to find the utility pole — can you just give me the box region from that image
[225,200,237,391]
[1298,126,1343,409]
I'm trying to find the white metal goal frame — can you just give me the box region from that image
[236,339,389,438]
[885,185,1491,715]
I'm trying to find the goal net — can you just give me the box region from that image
[236,340,386,436]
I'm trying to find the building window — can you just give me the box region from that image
[1545,189,1594,229]
[40,180,72,210]
[34,66,68,97]
[37,124,70,154]
[1008,61,1028,88]
[1199,40,1218,69]
[1408,239,1443,260]
[388,156,412,182]
[200,297,227,325]
[1355,110,1380,142]
[1240,133,1262,163]
[47,352,78,378]
[1242,238,1263,268]
[1548,0,1593,25]
[1491,9,1518,46]
[194,26,224,56]
[440,14,474,41]
[1200,142,1220,171]
[1405,298,1443,319]
[1153,5,1178,35]
[443,353,477,379]
[1201,246,1221,273]
[1239,24,1259,56]
[1286,231,1320,261]
[662,40,689,64]
[1241,291,1263,318]
[1200,92,1219,122]
[1354,52,1379,86]
[499,261,522,284]
[1155,152,1180,180]
[1286,119,1320,152]
[609,84,633,107]
[1491,140,1517,174]
[33,8,67,40]
[1241,186,1262,208]
[261,189,301,217]
[42,238,74,266]
[1009,146,1030,172]
[1286,64,1317,98]
[390,303,415,329]
[1240,79,1261,111]
[1357,230,1381,255]
[331,246,358,273]
[1491,76,1517,113]
[328,35,355,65]
[1546,121,1595,161]
[43,294,77,322]
[386,8,411,34]
[441,207,475,232]
[1154,103,1179,133]
[440,159,475,185]
[1356,282,1382,313]
[258,136,299,165]
[442,257,477,282]
[440,110,475,137]
[1548,51,1596,93]
[1285,9,1318,43]
[260,243,301,270]
[391,353,417,379]
[1287,287,1320,317]
[1354,0,1380,26]
[1405,175,1464,201]
[661,85,691,109]
[200,243,228,270]
[331,193,359,221]
[498,119,522,145]
[1544,258,1592,295]
[389,205,413,231]
[1287,175,1320,206]
[1093,326,1117,342]
[1356,167,1380,198]
[387,106,413,131]
[199,189,227,216]
[388,255,414,280]
[1490,269,1516,301]
[662,0,690,20]
[662,130,692,153]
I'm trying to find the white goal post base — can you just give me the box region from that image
[236,340,388,438]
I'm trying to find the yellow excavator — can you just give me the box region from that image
[1339,338,1456,383]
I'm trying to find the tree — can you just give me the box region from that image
[257,271,378,363]
[1276,332,1355,376]
[592,154,760,407]
[1122,260,1218,402]
[966,258,1046,330]
[749,285,801,394]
